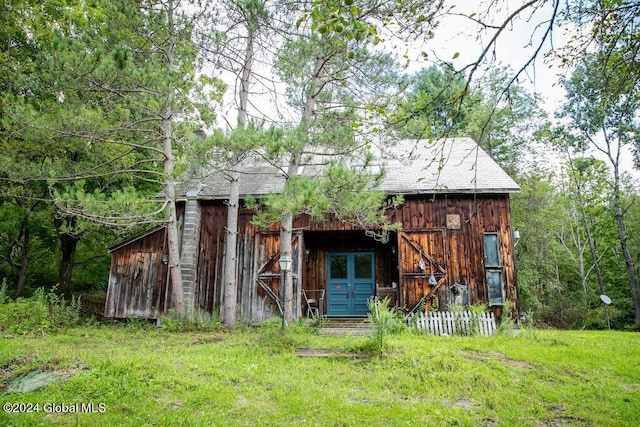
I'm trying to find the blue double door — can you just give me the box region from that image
[327,252,375,316]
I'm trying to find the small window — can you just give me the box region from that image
[487,271,504,306]
[330,255,347,279]
[484,233,501,268]
[354,254,373,279]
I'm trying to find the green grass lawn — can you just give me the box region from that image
[1,322,638,426]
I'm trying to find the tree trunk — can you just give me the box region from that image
[222,23,255,329]
[59,231,80,293]
[566,148,607,297]
[163,0,185,318]
[164,186,184,316]
[53,211,80,293]
[280,211,294,324]
[576,246,587,305]
[581,210,606,295]
[277,52,324,326]
[222,170,240,328]
[613,189,640,327]
[15,211,30,297]
[611,156,640,327]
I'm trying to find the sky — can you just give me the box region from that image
[406,1,568,114]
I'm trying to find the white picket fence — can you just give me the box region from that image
[410,310,497,336]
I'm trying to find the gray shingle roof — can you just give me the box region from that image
[376,137,520,194]
[178,137,520,199]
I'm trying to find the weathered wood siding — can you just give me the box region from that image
[194,202,228,314]
[398,229,447,312]
[105,227,171,319]
[392,195,517,316]
[292,194,516,316]
[105,203,184,319]
[194,202,290,322]
[106,193,517,320]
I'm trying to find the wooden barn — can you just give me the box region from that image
[105,137,521,322]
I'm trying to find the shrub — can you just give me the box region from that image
[367,297,406,352]
[497,300,516,335]
[0,285,82,335]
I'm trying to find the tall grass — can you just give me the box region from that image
[366,297,406,352]
[0,284,82,335]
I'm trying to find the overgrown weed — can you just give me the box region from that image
[159,309,222,332]
[497,300,516,335]
[367,297,407,353]
[0,282,82,335]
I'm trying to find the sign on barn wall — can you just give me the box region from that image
[446,214,461,230]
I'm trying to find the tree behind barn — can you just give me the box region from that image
[559,55,640,328]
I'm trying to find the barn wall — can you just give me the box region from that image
[106,194,517,320]
[105,227,171,319]
[104,204,184,319]
[195,201,282,323]
[392,194,517,316]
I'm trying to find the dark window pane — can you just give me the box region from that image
[354,254,373,279]
[330,255,348,279]
[487,271,504,305]
[484,234,500,267]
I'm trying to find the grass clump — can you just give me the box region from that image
[497,299,516,335]
[159,309,222,332]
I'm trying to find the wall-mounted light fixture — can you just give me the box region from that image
[305,248,311,263]
[512,230,521,247]
[391,245,396,255]
[162,254,169,265]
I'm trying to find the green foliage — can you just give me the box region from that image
[497,300,516,335]
[0,286,82,335]
[159,310,222,333]
[394,64,546,172]
[366,297,407,352]
[300,0,442,47]
[557,53,640,327]
[560,55,640,147]
[248,158,403,242]
[562,1,640,118]
[0,0,226,299]
[303,0,381,44]
[0,278,7,304]
[186,124,284,174]
[510,156,640,330]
